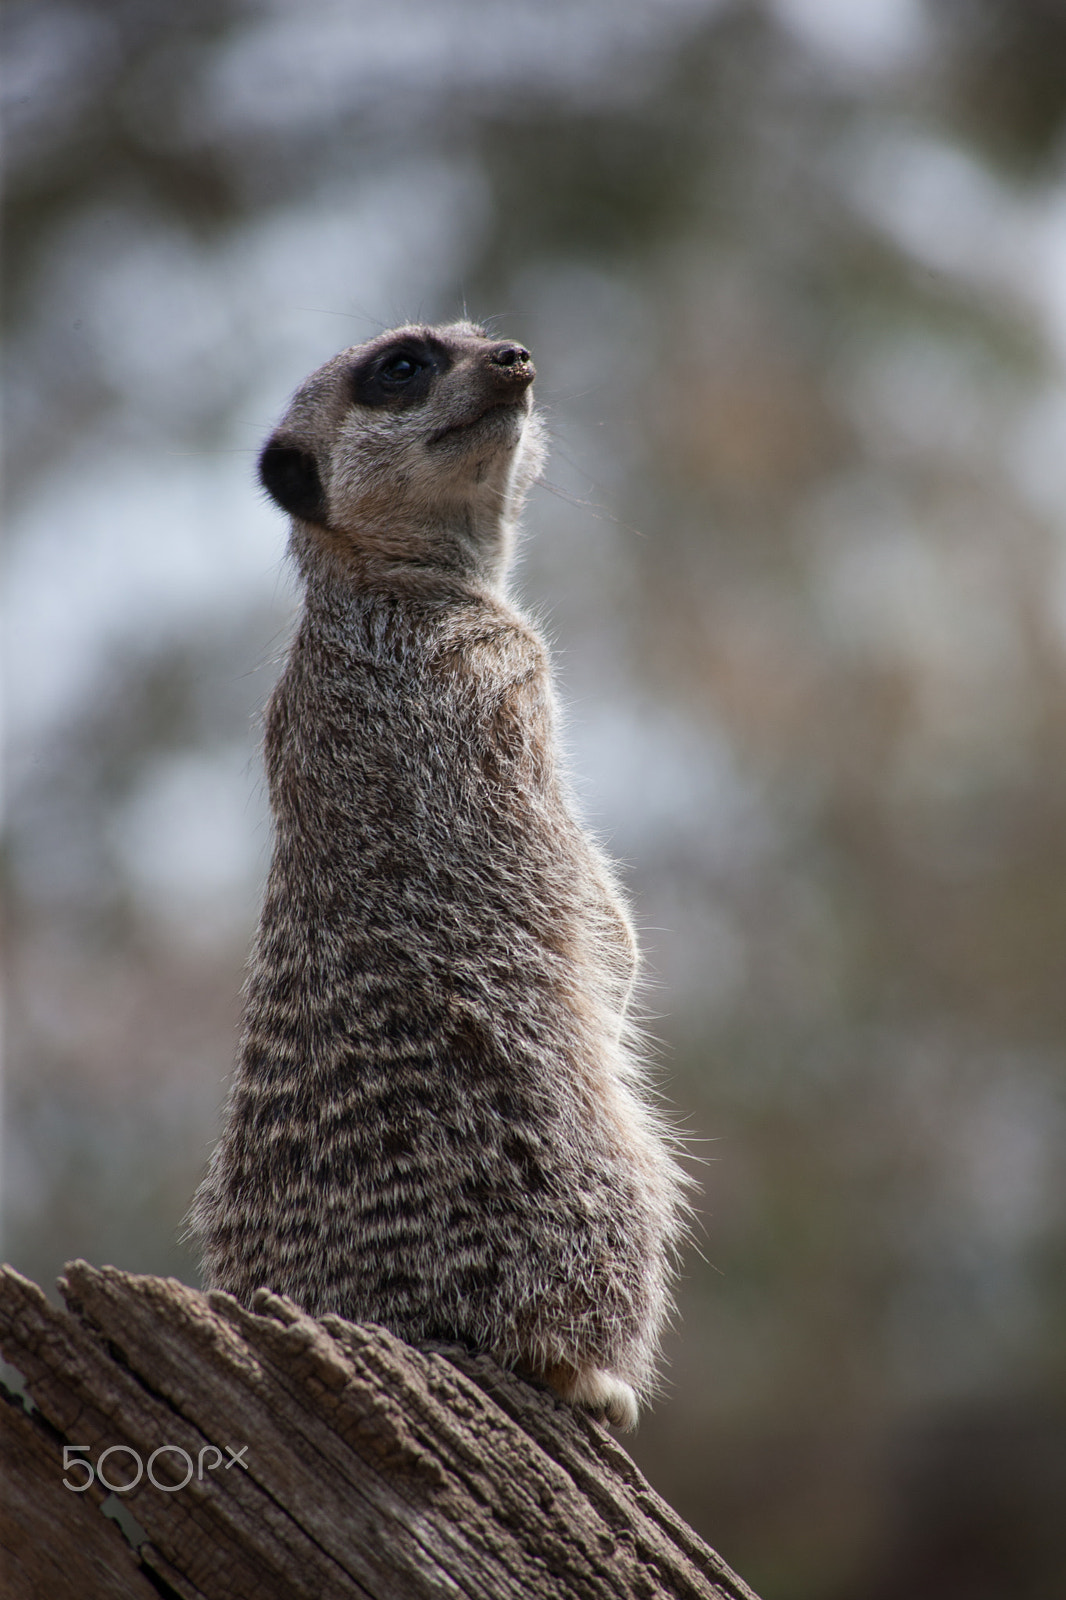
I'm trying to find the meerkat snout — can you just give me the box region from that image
[425,338,536,446]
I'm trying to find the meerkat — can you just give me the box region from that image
[191,320,687,1428]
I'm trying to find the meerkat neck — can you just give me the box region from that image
[293,540,506,620]
[289,507,516,597]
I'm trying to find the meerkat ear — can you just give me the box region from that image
[259,441,326,524]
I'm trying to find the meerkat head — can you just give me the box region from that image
[258,320,547,583]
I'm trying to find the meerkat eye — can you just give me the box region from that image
[351,339,446,407]
[379,355,419,384]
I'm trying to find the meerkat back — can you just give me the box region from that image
[191,321,687,1428]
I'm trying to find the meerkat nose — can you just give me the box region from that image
[485,342,535,391]
[488,342,532,368]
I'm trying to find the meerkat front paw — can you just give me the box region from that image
[547,1362,639,1430]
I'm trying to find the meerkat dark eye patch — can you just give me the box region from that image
[350,337,449,409]
[259,442,326,524]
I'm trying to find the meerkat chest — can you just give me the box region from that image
[264,602,555,856]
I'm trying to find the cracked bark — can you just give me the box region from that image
[0,1263,759,1600]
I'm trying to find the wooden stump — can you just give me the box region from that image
[0,1262,759,1599]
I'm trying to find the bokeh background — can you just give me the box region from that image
[4,2,1066,1595]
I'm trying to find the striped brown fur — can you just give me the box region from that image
[191,322,687,1426]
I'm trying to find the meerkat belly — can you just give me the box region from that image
[203,683,659,1359]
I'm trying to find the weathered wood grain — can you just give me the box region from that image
[1,1392,160,1600]
[0,1263,759,1600]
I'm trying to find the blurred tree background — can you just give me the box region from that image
[4,2,1066,1595]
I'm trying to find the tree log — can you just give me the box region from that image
[0,1262,759,1600]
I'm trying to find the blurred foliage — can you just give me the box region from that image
[5,2,1066,1596]
[939,0,1066,173]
